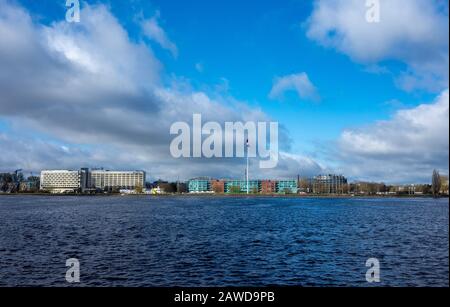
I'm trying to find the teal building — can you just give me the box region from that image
[225,180,261,194]
[188,179,211,193]
[276,180,298,194]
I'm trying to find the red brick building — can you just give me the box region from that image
[210,180,225,194]
[261,180,277,194]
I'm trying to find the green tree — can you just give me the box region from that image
[135,184,143,194]
[229,186,241,194]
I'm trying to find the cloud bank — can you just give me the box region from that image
[306,0,449,93]
[0,1,314,180]
[334,90,449,183]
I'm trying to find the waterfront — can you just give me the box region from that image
[0,196,448,287]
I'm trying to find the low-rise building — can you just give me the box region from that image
[188,178,299,194]
[261,180,277,194]
[188,178,211,193]
[225,180,260,194]
[277,180,298,194]
[211,180,225,193]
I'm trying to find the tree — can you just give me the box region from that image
[432,169,441,198]
[229,186,241,194]
[135,184,143,194]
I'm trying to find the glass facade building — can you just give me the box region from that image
[188,179,211,193]
[276,180,298,194]
[188,178,299,194]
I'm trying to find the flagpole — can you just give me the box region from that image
[246,139,249,194]
[246,153,249,194]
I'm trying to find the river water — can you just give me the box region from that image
[0,196,448,287]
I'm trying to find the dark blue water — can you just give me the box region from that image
[0,196,448,287]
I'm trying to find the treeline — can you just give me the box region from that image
[0,173,40,193]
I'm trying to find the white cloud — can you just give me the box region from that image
[334,89,449,183]
[305,0,449,92]
[141,11,178,58]
[269,73,319,101]
[0,1,322,181]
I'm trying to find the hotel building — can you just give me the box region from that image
[40,169,90,193]
[91,170,146,190]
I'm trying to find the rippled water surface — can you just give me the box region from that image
[0,196,448,287]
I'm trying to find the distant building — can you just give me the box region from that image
[40,170,90,193]
[40,169,145,193]
[188,178,298,194]
[188,178,211,193]
[211,180,225,193]
[313,174,348,194]
[225,180,260,194]
[19,176,40,192]
[277,180,298,194]
[91,170,145,191]
[261,180,277,194]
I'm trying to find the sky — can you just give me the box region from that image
[0,0,448,183]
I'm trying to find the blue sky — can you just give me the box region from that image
[0,0,448,183]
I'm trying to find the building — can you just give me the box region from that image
[188,178,300,194]
[261,180,277,194]
[40,170,90,193]
[277,180,298,194]
[188,178,211,193]
[91,170,145,191]
[19,176,40,192]
[210,180,225,193]
[225,180,260,194]
[313,174,348,194]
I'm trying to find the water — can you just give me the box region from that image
[0,196,448,287]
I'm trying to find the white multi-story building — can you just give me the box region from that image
[91,170,145,190]
[40,169,90,193]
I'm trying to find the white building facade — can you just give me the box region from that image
[91,170,145,190]
[40,169,90,193]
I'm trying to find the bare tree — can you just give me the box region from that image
[432,169,441,198]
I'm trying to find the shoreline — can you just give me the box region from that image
[0,193,448,199]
